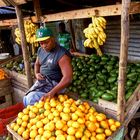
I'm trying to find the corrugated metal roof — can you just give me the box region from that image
[0,7,15,14]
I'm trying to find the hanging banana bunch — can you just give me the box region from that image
[14,20,39,54]
[83,16,107,56]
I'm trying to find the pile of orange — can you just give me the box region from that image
[0,69,8,80]
[10,95,121,140]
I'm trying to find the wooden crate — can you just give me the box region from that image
[7,97,135,140]
[0,79,13,109]
[98,84,140,119]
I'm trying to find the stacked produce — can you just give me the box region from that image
[10,95,121,140]
[15,20,39,53]
[67,54,140,103]
[0,69,8,80]
[1,54,37,75]
[83,16,107,56]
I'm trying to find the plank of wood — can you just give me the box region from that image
[117,0,130,122]
[7,124,24,140]
[98,99,117,111]
[1,2,140,26]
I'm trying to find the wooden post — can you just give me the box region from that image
[117,0,130,122]
[15,5,33,88]
[68,20,77,51]
[33,0,42,22]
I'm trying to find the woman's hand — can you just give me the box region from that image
[40,92,55,101]
[35,73,44,80]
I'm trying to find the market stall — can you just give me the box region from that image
[0,0,140,139]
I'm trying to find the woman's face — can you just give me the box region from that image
[39,37,55,51]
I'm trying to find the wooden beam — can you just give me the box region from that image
[0,0,9,6]
[15,5,33,88]
[43,2,140,22]
[0,0,26,6]
[0,2,140,26]
[33,0,42,22]
[117,0,130,122]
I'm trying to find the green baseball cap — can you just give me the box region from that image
[35,27,53,42]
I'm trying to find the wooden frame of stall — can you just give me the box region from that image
[0,0,140,139]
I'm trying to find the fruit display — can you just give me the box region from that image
[10,95,121,140]
[15,20,39,54]
[83,16,107,56]
[0,68,8,80]
[67,54,140,103]
[1,54,37,75]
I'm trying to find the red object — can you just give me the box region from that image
[0,102,24,136]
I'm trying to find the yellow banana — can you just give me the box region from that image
[98,34,105,42]
[97,37,104,46]
[100,31,106,39]
[97,26,104,32]
[98,17,106,25]
[84,39,92,47]
[94,27,100,35]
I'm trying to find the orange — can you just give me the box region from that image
[61,113,70,121]
[63,95,68,100]
[30,130,38,139]
[95,122,100,128]
[18,112,24,119]
[67,120,73,127]
[32,107,39,114]
[56,104,63,112]
[96,134,106,140]
[64,102,71,108]
[67,127,76,135]
[22,115,29,121]
[90,136,97,140]
[56,120,64,129]
[105,129,112,136]
[115,121,121,127]
[23,108,29,115]
[88,107,96,113]
[30,124,38,130]
[13,124,19,132]
[77,117,85,124]
[36,121,43,128]
[27,123,32,129]
[53,116,60,122]
[48,113,54,120]
[55,130,63,136]
[84,129,91,138]
[44,110,51,116]
[49,136,56,140]
[72,121,80,128]
[47,122,55,131]
[75,110,84,117]
[44,102,51,110]
[58,95,65,102]
[62,124,68,131]
[10,123,16,129]
[16,118,22,125]
[96,128,104,134]
[100,121,109,129]
[56,134,65,140]
[78,104,86,112]
[29,111,36,119]
[70,106,77,112]
[17,127,25,135]
[43,130,52,138]
[81,135,89,140]
[37,101,44,109]
[89,115,97,122]
[22,130,29,140]
[108,119,115,126]
[72,113,78,121]
[53,110,60,117]
[63,107,70,113]
[38,127,44,135]
[50,100,57,108]
[83,102,90,110]
[35,135,42,140]
[110,124,117,131]
[42,118,49,124]
[67,135,76,140]
[21,121,28,128]
[75,130,83,138]
[87,122,97,132]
